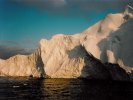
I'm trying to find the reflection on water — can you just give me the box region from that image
[0,77,133,100]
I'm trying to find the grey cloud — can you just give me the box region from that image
[9,0,133,23]
[11,0,133,14]
[11,0,67,10]
[0,41,35,59]
[0,45,34,59]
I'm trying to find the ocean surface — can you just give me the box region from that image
[0,77,133,100]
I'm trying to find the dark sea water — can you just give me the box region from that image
[0,77,133,100]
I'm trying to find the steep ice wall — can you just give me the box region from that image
[81,5,133,72]
[0,49,44,77]
[39,35,110,78]
[82,13,125,62]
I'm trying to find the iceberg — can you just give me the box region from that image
[0,6,133,80]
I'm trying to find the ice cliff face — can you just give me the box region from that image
[0,49,44,77]
[0,6,133,80]
[39,35,110,79]
[81,5,133,72]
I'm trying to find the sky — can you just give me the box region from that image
[0,0,133,59]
